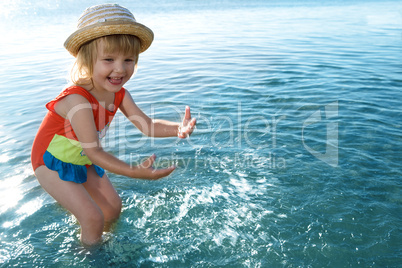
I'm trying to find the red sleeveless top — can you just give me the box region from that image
[31,86,125,183]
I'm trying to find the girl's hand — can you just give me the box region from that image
[132,154,176,180]
[178,106,196,138]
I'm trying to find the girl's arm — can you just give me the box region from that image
[57,94,175,180]
[119,90,196,138]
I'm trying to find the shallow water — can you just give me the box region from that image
[0,0,401,267]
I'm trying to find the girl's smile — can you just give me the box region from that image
[91,39,137,93]
[108,77,124,85]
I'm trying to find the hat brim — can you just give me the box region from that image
[64,20,154,57]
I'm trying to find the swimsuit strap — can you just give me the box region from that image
[46,86,126,114]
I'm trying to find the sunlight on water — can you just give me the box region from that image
[0,174,25,215]
[0,0,401,266]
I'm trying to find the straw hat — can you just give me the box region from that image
[64,4,154,57]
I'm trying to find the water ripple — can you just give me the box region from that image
[1,0,401,266]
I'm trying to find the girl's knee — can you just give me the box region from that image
[81,207,104,231]
[106,195,122,222]
[79,208,104,246]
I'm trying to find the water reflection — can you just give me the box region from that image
[0,0,401,266]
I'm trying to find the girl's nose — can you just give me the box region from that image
[114,62,125,73]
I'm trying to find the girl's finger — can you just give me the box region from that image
[141,154,156,168]
[153,165,176,179]
[190,118,196,127]
[185,106,191,120]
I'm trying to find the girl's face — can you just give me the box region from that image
[91,39,137,93]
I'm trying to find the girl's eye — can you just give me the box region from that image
[125,59,135,62]
[104,58,113,62]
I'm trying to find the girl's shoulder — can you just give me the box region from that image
[63,85,125,103]
[46,86,126,113]
[60,85,96,102]
[46,85,95,112]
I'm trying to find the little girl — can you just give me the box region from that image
[31,4,196,246]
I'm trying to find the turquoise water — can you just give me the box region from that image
[1,0,401,266]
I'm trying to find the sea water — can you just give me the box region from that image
[0,0,401,267]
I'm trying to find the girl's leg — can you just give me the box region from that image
[82,166,122,230]
[35,165,104,246]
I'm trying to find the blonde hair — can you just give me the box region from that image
[70,34,141,86]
